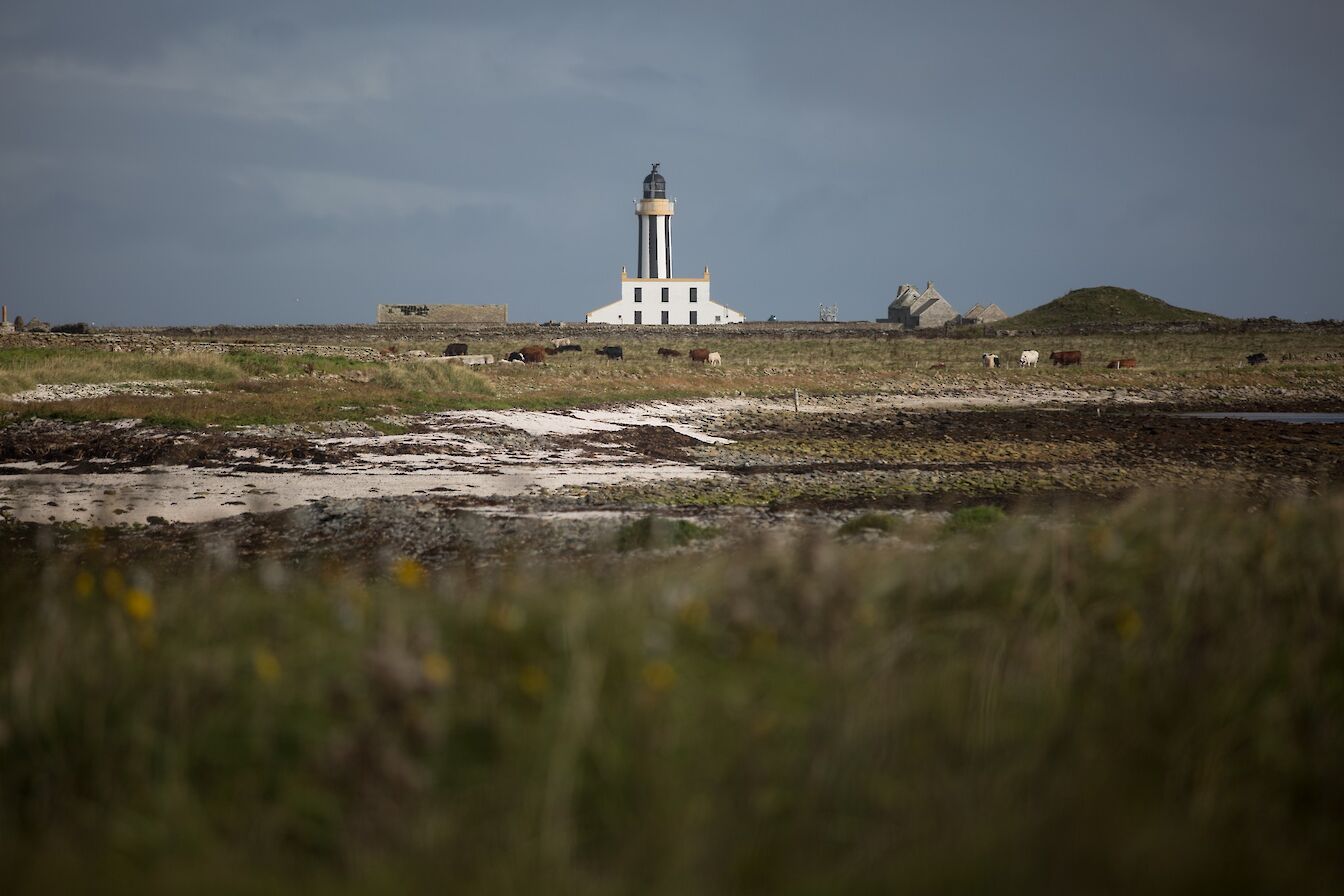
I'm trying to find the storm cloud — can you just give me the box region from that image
[1,0,1341,324]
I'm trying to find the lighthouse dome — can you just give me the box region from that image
[642,163,666,199]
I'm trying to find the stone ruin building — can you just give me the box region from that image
[880,281,960,329]
[963,302,1007,324]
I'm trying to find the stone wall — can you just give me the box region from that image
[376,304,508,325]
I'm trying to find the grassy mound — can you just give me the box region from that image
[999,286,1226,330]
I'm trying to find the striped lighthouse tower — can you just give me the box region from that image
[636,163,673,279]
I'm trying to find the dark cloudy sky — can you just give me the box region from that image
[2,1,1341,325]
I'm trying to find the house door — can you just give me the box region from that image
[634,310,642,325]
[661,310,669,325]
[689,310,697,325]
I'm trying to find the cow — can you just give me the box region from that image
[1050,350,1083,367]
[708,351,722,366]
[1019,350,1039,368]
[689,348,711,364]
[1106,358,1137,369]
[558,343,582,353]
[657,347,682,359]
[520,345,547,364]
[929,363,946,369]
[551,337,572,349]
[981,353,1000,368]
[506,351,525,362]
[596,345,624,360]
[444,342,468,357]
[1247,352,1269,366]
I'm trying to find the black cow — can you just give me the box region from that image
[1247,352,1269,366]
[444,342,468,357]
[506,351,525,362]
[595,345,624,360]
[558,344,583,352]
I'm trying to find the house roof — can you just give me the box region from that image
[889,284,922,310]
[965,303,1007,322]
[918,283,945,305]
[912,294,951,317]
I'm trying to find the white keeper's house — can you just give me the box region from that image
[586,164,746,326]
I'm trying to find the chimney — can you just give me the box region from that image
[926,281,933,291]
[1,304,6,323]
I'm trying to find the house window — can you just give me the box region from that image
[634,310,642,325]
[661,310,669,325]
[634,287,642,303]
[661,287,669,302]
[689,287,698,303]
[689,310,697,325]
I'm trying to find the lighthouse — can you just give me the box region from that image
[586,164,746,326]
[637,163,673,278]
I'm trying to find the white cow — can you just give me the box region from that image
[551,337,571,349]
[982,353,1000,368]
[1019,350,1040,368]
[707,351,722,366]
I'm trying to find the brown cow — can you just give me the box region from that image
[1106,358,1137,369]
[657,347,682,358]
[1050,350,1083,366]
[519,344,547,364]
[689,348,711,364]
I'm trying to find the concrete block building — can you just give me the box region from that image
[377,304,507,324]
[586,164,746,326]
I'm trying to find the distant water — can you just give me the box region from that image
[1179,412,1344,424]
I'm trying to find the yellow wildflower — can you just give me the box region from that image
[253,647,282,684]
[1115,606,1143,642]
[422,652,454,687]
[490,603,524,632]
[393,557,427,589]
[518,664,549,698]
[749,629,778,657]
[74,570,95,599]
[641,659,677,693]
[677,598,709,629]
[122,588,155,622]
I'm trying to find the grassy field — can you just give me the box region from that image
[2,490,1342,893]
[4,329,1343,427]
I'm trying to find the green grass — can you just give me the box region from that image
[614,516,719,551]
[838,511,899,534]
[4,330,1344,429]
[997,286,1227,331]
[0,346,242,394]
[944,504,1007,533]
[2,490,1342,893]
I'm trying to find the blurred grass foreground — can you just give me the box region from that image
[2,492,1343,893]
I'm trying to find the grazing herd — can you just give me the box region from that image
[440,339,1284,372]
[440,340,729,365]
[975,350,1279,370]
